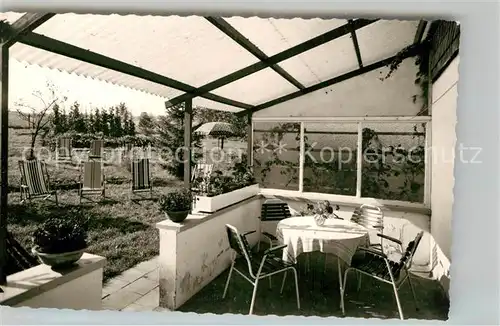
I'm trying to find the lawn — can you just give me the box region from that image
[6,128,184,283]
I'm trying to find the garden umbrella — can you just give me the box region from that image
[195,122,237,149]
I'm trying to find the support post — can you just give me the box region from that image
[0,45,9,285]
[183,99,192,189]
[246,112,252,167]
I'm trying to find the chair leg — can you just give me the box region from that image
[357,272,362,291]
[407,274,419,311]
[222,263,234,299]
[249,279,260,315]
[268,276,272,289]
[291,268,301,310]
[340,268,351,315]
[280,271,287,294]
[54,191,59,205]
[391,281,404,320]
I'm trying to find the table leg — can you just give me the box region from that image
[337,257,343,309]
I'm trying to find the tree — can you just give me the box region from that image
[138,112,156,136]
[155,103,202,179]
[15,80,67,159]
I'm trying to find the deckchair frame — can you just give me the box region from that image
[78,160,106,203]
[18,159,58,204]
[130,158,153,200]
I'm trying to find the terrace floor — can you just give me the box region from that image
[101,253,449,320]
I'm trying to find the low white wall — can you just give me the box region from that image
[157,196,263,310]
[1,253,106,310]
[429,55,459,297]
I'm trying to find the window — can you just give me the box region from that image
[361,122,426,203]
[302,123,358,195]
[253,122,300,190]
[252,119,428,204]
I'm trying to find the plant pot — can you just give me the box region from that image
[194,184,259,213]
[164,210,190,223]
[32,247,86,267]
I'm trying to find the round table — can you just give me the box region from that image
[276,216,369,265]
[276,215,369,309]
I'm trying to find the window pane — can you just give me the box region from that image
[303,123,358,195]
[361,122,426,203]
[253,122,300,190]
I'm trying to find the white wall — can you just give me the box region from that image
[157,197,263,310]
[14,269,104,310]
[430,55,459,296]
[1,253,106,311]
[254,57,422,118]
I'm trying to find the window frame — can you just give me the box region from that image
[252,116,432,209]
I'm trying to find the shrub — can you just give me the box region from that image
[158,188,192,212]
[32,217,88,254]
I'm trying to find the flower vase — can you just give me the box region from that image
[314,214,326,226]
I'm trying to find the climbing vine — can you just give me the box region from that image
[253,122,426,203]
[380,40,431,114]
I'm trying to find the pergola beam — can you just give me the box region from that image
[206,16,306,90]
[165,19,378,109]
[348,19,364,68]
[1,13,55,48]
[244,43,421,115]
[414,20,428,44]
[0,12,55,286]
[19,33,253,110]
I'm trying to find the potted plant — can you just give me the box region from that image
[300,200,342,226]
[159,188,193,223]
[31,217,88,267]
[192,162,259,213]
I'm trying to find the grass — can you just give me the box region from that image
[6,128,184,283]
[179,251,450,319]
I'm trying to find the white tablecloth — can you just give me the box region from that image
[276,216,369,265]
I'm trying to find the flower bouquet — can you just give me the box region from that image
[300,200,342,226]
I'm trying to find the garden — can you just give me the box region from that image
[6,85,249,283]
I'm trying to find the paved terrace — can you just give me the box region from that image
[101,254,449,319]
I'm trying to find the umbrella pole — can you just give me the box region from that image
[220,138,224,150]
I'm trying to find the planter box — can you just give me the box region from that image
[194,184,259,213]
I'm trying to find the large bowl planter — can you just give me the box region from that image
[194,184,259,213]
[32,247,87,267]
[164,210,190,223]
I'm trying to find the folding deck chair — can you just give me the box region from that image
[88,139,104,159]
[130,158,153,200]
[79,160,106,203]
[56,137,73,161]
[18,159,58,204]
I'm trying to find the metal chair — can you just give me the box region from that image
[340,231,424,320]
[18,159,58,205]
[130,158,153,200]
[351,204,385,252]
[258,199,291,251]
[223,224,300,315]
[79,160,106,203]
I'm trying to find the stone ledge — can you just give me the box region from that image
[0,253,106,307]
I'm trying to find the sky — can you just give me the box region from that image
[9,59,168,117]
